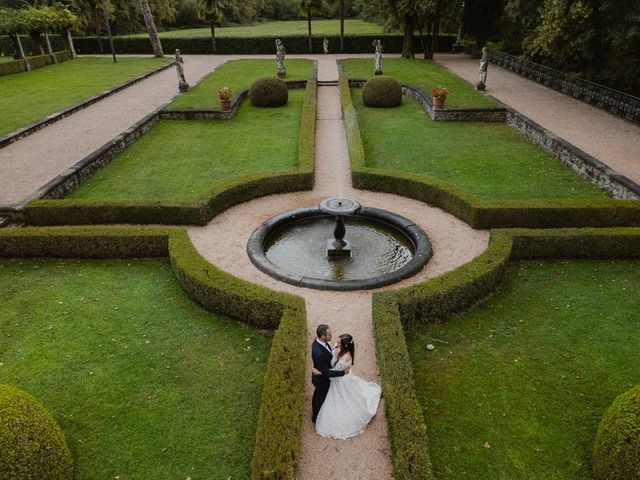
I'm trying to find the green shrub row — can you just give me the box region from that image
[0,225,307,480]
[68,34,456,55]
[24,78,317,226]
[340,79,640,229]
[0,51,71,76]
[371,294,434,480]
[372,226,640,479]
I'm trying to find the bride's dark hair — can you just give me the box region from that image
[337,334,355,364]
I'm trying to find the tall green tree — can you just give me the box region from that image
[196,0,235,53]
[300,0,322,53]
[462,0,507,47]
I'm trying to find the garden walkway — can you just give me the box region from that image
[188,57,489,479]
[435,53,640,185]
[0,55,219,207]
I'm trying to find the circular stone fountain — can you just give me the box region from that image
[247,198,432,291]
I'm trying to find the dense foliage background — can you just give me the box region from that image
[0,0,638,95]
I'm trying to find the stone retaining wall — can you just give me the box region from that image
[488,50,640,125]
[39,111,161,200]
[347,79,506,122]
[506,110,640,199]
[159,80,308,120]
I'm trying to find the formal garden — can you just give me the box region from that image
[1,1,640,479]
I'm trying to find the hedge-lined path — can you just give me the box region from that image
[0,55,219,207]
[188,59,489,479]
[435,53,640,185]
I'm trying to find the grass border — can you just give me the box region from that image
[372,226,640,480]
[0,226,307,480]
[22,77,317,226]
[339,76,640,228]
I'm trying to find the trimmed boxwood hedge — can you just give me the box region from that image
[23,78,317,226]
[66,34,456,55]
[0,384,72,480]
[372,227,640,480]
[339,76,640,229]
[0,226,307,480]
[0,51,72,76]
[593,384,640,480]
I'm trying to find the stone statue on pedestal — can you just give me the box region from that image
[276,39,286,78]
[476,47,488,90]
[323,37,329,54]
[373,39,383,75]
[175,49,189,92]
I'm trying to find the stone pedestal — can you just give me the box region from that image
[327,239,352,257]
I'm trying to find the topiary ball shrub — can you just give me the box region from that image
[362,76,402,108]
[249,76,289,107]
[593,384,640,480]
[0,384,72,480]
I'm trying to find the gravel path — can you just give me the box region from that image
[435,53,640,185]
[0,55,220,207]
[187,59,489,479]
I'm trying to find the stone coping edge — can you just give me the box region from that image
[160,79,309,120]
[346,77,508,122]
[247,206,433,291]
[0,60,176,150]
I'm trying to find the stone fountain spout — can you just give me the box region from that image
[319,197,361,258]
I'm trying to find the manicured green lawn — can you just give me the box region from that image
[408,260,640,479]
[70,89,304,201]
[128,19,383,38]
[168,58,314,110]
[0,56,169,136]
[0,258,271,479]
[342,58,497,109]
[352,89,608,201]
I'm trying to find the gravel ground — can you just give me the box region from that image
[435,53,640,185]
[188,58,490,479]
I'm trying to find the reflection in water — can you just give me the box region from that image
[264,216,414,281]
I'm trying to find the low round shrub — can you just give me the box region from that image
[362,76,402,108]
[0,384,72,480]
[249,76,288,107]
[593,384,640,480]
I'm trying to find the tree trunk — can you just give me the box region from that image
[66,29,77,58]
[401,14,415,59]
[94,13,104,53]
[210,23,216,53]
[430,19,440,59]
[13,34,31,71]
[44,33,58,64]
[307,8,312,53]
[139,0,164,57]
[30,32,45,55]
[340,0,344,52]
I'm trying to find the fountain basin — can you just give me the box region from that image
[247,206,432,291]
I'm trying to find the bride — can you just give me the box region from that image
[312,334,382,439]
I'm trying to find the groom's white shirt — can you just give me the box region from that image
[315,338,332,354]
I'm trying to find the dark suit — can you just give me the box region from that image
[311,338,345,423]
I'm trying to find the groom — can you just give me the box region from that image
[311,324,349,423]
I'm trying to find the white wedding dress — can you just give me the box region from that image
[315,350,382,439]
